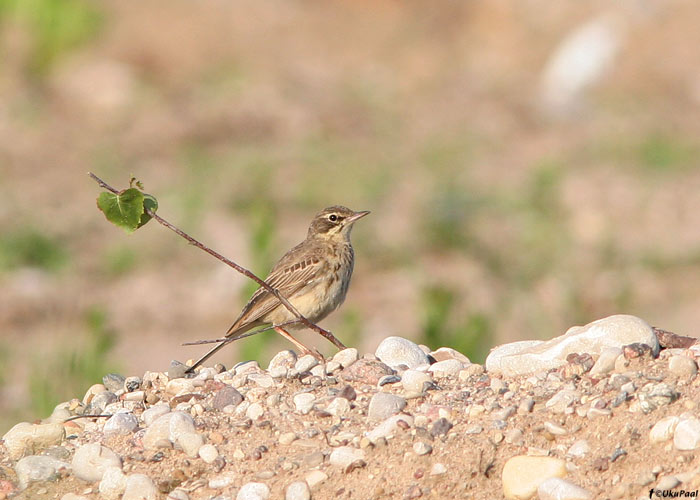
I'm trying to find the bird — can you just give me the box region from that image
[187,205,369,372]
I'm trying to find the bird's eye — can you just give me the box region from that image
[329,214,338,222]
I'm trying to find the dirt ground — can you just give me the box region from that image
[3,333,700,500]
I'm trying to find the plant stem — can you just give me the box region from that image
[87,172,346,350]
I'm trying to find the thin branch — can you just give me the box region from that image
[88,172,345,349]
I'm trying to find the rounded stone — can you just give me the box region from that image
[329,446,365,468]
[71,443,122,482]
[332,348,359,368]
[650,416,680,443]
[669,355,698,378]
[428,359,464,377]
[141,405,171,426]
[413,442,432,456]
[198,444,219,464]
[401,370,433,394]
[502,455,566,500]
[98,466,127,499]
[293,393,316,414]
[674,417,700,450]
[537,477,593,500]
[15,455,70,490]
[103,412,138,436]
[375,337,429,369]
[368,392,407,421]
[2,422,65,460]
[285,481,311,500]
[122,473,157,500]
[237,481,270,500]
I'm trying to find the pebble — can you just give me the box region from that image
[486,315,659,377]
[544,421,568,436]
[102,373,126,393]
[375,336,429,369]
[209,475,234,489]
[333,348,359,368]
[590,347,623,376]
[268,350,297,378]
[537,477,593,500]
[141,405,171,426]
[167,490,190,500]
[430,347,470,364]
[246,402,265,420]
[2,422,65,460]
[501,456,566,500]
[339,358,395,384]
[71,443,122,482]
[166,378,195,395]
[293,393,316,414]
[248,373,275,388]
[546,389,580,414]
[366,414,414,443]
[294,355,319,374]
[279,432,298,445]
[88,391,117,412]
[430,463,447,476]
[122,474,157,500]
[505,429,524,445]
[103,412,138,436]
[650,416,680,443]
[668,355,698,378]
[198,444,219,464]
[237,482,270,500]
[368,392,407,421]
[567,440,590,458]
[14,455,70,490]
[285,481,311,500]
[430,418,453,437]
[656,475,681,490]
[83,383,107,404]
[674,417,700,450]
[413,442,432,455]
[61,495,89,500]
[329,446,366,468]
[124,376,142,392]
[98,466,127,499]
[378,374,401,386]
[401,370,433,394]
[428,359,464,377]
[212,386,244,410]
[142,411,202,457]
[305,470,328,489]
[327,397,351,417]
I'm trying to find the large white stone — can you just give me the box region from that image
[486,315,659,377]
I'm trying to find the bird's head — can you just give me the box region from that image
[308,205,370,241]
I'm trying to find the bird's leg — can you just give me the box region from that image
[274,326,325,362]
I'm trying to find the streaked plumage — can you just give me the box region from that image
[187,205,368,371]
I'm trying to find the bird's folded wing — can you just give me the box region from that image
[225,252,327,338]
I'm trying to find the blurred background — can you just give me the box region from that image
[1,0,700,432]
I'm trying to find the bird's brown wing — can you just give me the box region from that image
[225,242,328,338]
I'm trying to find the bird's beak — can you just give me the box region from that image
[347,210,370,223]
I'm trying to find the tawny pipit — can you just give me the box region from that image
[188,206,369,371]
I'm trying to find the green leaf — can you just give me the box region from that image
[96,188,145,233]
[137,193,158,228]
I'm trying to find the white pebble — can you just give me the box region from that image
[293,393,316,414]
[122,473,157,500]
[285,481,311,500]
[71,443,122,482]
[198,444,219,464]
[237,481,270,500]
